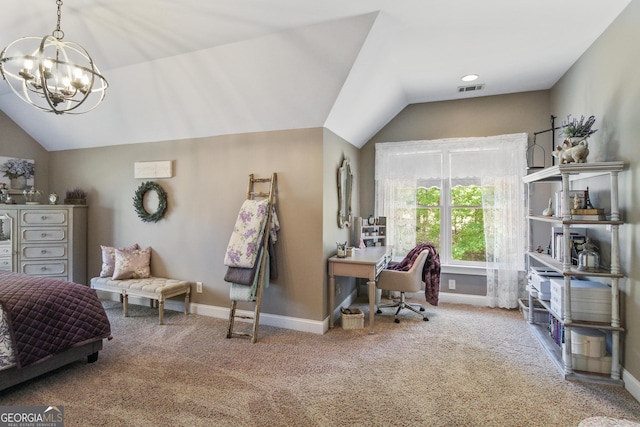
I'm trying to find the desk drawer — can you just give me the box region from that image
[375,255,390,277]
[20,210,68,226]
[21,244,67,260]
[20,261,68,277]
[21,227,67,242]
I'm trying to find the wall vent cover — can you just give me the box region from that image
[457,84,485,93]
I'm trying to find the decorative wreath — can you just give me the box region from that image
[133,181,167,223]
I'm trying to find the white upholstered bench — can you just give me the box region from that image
[90,276,191,324]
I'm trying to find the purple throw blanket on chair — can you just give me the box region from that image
[387,243,441,306]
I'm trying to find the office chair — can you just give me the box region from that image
[376,250,429,323]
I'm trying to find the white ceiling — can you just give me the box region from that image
[0,0,631,151]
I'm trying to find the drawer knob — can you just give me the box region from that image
[41,249,47,254]
[41,216,47,220]
[41,233,47,238]
[41,266,47,271]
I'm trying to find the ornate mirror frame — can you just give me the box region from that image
[337,156,353,228]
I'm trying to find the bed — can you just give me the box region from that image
[0,270,111,392]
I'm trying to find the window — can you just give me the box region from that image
[375,135,526,283]
[376,134,528,308]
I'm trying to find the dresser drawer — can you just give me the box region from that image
[21,227,67,242]
[0,257,12,270]
[0,245,12,257]
[20,210,68,226]
[20,261,68,277]
[21,244,68,260]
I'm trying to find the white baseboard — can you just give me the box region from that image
[439,292,488,306]
[99,291,326,335]
[622,368,640,403]
[190,302,326,335]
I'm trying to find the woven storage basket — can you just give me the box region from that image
[341,308,364,329]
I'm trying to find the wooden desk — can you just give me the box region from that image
[328,246,391,333]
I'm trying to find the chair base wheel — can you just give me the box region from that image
[419,307,425,311]
[394,318,400,323]
[423,317,429,321]
[376,309,382,314]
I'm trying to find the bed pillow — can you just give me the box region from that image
[100,244,139,277]
[113,246,152,280]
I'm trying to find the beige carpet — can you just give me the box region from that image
[2,298,640,427]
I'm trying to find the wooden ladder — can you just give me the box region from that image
[226,173,277,343]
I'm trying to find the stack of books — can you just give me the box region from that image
[570,208,605,221]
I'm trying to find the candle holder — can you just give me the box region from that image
[23,186,41,204]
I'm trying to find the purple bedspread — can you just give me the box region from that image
[0,271,111,368]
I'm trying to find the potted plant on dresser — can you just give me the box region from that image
[64,188,87,205]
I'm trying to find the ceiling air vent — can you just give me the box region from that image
[457,84,485,93]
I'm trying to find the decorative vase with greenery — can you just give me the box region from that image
[560,115,597,145]
[0,158,34,190]
[64,187,87,205]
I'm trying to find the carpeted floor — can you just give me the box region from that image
[2,298,640,426]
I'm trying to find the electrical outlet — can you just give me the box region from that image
[196,281,203,293]
[448,279,456,290]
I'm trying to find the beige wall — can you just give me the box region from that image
[323,128,361,308]
[48,128,331,322]
[2,112,362,325]
[550,0,640,384]
[360,90,552,216]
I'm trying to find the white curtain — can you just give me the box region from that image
[375,143,442,256]
[375,134,528,309]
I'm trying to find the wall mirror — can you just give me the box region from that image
[337,156,353,228]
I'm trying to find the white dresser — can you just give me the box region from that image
[0,205,87,284]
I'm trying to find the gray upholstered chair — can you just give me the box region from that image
[375,250,429,323]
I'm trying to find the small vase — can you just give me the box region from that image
[10,176,26,190]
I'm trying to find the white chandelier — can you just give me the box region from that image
[0,0,108,115]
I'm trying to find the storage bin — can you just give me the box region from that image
[571,328,607,358]
[549,278,611,323]
[529,267,563,301]
[572,354,612,374]
[341,308,364,329]
[518,298,549,324]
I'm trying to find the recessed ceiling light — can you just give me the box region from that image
[461,74,479,82]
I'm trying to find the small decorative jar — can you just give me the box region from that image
[578,238,600,272]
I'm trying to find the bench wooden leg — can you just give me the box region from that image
[159,299,164,325]
[123,293,129,317]
[184,290,190,315]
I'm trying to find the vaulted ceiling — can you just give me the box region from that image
[0,0,631,151]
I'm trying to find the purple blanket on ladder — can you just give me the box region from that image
[387,243,441,306]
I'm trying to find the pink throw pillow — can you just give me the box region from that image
[100,244,139,277]
[113,247,152,280]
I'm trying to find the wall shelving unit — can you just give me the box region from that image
[523,161,625,385]
[353,217,386,248]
